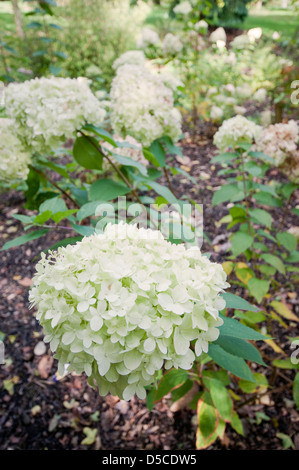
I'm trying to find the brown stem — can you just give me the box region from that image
[163,167,178,199]
[29,164,80,208]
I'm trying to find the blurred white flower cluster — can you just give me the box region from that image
[213,115,262,151]
[0,118,31,181]
[112,50,145,70]
[110,64,182,146]
[29,222,228,401]
[162,33,183,56]
[255,120,299,182]
[5,77,106,154]
[173,1,192,15]
[136,27,160,49]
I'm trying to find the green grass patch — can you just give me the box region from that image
[241,8,298,39]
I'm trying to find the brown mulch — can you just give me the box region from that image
[0,127,299,450]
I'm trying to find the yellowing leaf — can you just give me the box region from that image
[269,310,288,329]
[265,339,286,355]
[81,427,98,446]
[222,261,234,276]
[270,301,299,322]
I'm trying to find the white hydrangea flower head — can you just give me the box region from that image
[5,77,106,154]
[260,110,272,127]
[210,105,224,121]
[156,71,184,92]
[0,118,31,180]
[247,27,262,42]
[136,27,160,49]
[213,115,262,151]
[112,50,146,70]
[110,64,182,147]
[230,34,251,49]
[254,120,299,166]
[253,88,267,103]
[235,83,252,101]
[29,222,229,401]
[173,1,192,15]
[162,33,183,56]
[194,20,208,32]
[101,134,149,171]
[209,27,226,44]
[234,105,246,115]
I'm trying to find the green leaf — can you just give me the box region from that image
[1,229,49,251]
[89,179,130,201]
[206,378,233,422]
[51,209,78,224]
[70,224,94,237]
[219,315,266,340]
[146,180,179,205]
[212,185,244,206]
[208,343,255,382]
[277,232,297,252]
[253,192,282,207]
[286,250,299,263]
[272,358,299,370]
[39,196,67,214]
[248,208,272,228]
[171,379,193,402]
[197,399,219,440]
[247,278,270,303]
[149,140,166,168]
[73,136,103,170]
[231,411,244,436]
[83,124,117,148]
[76,201,106,221]
[154,369,189,401]
[215,336,266,365]
[230,232,254,257]
[211,152,238,164]
[110,153,148,177]
[261,253,285,275]
[221,292,259,312]
[238,373,268,393]
[34,210,53,225]
[276,433,295,450]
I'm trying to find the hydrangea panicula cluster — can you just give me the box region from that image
[255,120,299,166]
[173,1,192,15]
[162,33,183,56]
[213,115,262,151]
[110,64,182,146]
[0,118,31,180]
[29,222,229,401]
[136,28,160,49]
[5,77,106,154]
[112,50,145,70]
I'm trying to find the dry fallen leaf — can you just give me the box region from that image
[38,355,54,379]
[17,277,33,287]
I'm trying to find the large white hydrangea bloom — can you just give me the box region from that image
[173,1,192,15]
[213,115,262,151]
[162,33,183,56]
[136,27,160,49]
[0,118,31,180]
[255,120,299,166]
[112,50,145,71]
[110,64,182,146]
[5,77,106,154]
[29,222,229,401]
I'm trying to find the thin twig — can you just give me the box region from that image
[29,164,80,208]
